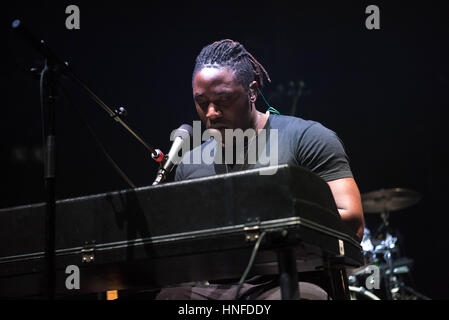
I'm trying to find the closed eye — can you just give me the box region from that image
[195,93,233,110]
[197,100,228,110]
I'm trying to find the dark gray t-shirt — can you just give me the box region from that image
[175,114,353,182]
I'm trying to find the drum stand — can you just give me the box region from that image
[378,209,397,300]
[361,187,430,300]
[375,210,430,300]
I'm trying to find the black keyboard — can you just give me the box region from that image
[0,164,363,298]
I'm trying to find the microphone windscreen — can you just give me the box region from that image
[175,124,193,138]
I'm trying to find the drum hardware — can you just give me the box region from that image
[348,286,381,300]
[352,188,430,300]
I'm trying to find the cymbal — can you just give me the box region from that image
[361,188,422,213]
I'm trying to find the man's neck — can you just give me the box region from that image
[220,111,269,149]
[254,110,269,132]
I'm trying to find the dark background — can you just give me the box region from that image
[2,1,448,299]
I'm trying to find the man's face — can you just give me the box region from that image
[193,67,252,142]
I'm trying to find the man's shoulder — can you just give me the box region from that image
[269,114,333,137]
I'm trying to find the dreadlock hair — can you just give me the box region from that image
[192,39,271,92]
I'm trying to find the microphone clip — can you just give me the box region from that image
[151,149,165,163]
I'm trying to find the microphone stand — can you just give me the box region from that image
[11,19,164,299]
[152,164,169,185]
[41,58,58,300]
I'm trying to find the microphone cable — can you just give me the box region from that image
[234,230,268,300]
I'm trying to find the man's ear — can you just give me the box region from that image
[249,89,256,102]
[248,81,258,103]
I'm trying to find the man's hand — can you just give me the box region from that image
[326,177,365,241]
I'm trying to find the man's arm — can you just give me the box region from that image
[327,177,364,241]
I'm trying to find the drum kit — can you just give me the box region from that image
[347,188,431,300]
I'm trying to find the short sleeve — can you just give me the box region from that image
[296,122,353,182]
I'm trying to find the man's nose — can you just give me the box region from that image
[205,103,222,120]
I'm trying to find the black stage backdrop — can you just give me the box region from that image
[1,0,448,299]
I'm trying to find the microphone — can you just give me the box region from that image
[152,124,193,185]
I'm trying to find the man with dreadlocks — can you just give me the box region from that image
[156,39,364,300]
